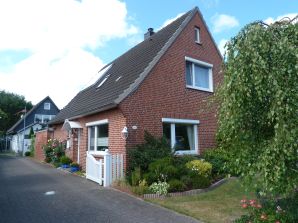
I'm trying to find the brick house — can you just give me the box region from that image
[38,7,222,171]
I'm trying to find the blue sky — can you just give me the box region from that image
[0,0,296,108]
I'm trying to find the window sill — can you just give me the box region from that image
[186,85,213,93]
[88,150,109,156]
[174,150,198,155]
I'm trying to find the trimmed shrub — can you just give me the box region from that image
[168,179,186,192]
[186,159,212,178]
[24,151,31,156]
[186,159,213,189]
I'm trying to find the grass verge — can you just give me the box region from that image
[147,178,255,223]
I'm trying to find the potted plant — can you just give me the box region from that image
[70,162,80,172]
[60,156,72,168]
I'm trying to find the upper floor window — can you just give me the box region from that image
[195,27,200,43]
[185,56,213,92]
[44,103,51,110]
[34,114,55,123]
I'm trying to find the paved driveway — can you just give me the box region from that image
[0,155,200,223]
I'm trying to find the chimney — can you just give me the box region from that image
[144,28,155,40]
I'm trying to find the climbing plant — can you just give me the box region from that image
[216,16,298,196]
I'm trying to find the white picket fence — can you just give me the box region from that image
[86,150,124,187]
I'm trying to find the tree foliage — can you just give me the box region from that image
[0,91,33,136]
[217,17,298,195]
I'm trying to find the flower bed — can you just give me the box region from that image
[143,177,236,199]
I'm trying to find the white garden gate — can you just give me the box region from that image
[86,150,124,187]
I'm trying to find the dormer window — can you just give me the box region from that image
[195,27,200,44]
[44,103,50,110]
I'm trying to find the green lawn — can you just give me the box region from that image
[148,178,255,223]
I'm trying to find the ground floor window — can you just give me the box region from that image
[86,119,109,154]
[162,118,199,155]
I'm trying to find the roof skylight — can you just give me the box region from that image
[96,64,113,88]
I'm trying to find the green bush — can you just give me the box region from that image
[144,157,178,185]
[149,181,170,196]
[53,162,61,168]
[168,179,186,192]
[70,162,79,168]
[185,159,213,189]
[131,167,141,186]
[24,151,31,156]
[127,131,171,175]
[60,156,72,165]
[186,159,212,177]
[202,148,235,177]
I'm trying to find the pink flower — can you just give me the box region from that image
[240,199,247,203]
[256,204,262,208]
[241,203,248,208]
[249,199,256,205]
[275,221,280,223]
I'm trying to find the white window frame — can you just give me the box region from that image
[185,56,213,92]
[195,27,201,44]
[44,103,51,110]
[162,118,199,155]
[86,119,109,155]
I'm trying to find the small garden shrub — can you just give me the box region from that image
[186,159,212,189]
[70,162,79,168]
[132,179,149,195]
[60,155,72,165]
[168,179,186,192]
[24,151,31,156]
[186,159,212,177]
[149,181,170,196]
[127,131,171,175]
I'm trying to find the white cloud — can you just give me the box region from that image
[0,0,139,108]
[0,49,104,108]
[158,12,185,30]
[264,13,297,24]
[211,14,239,33]
[218,39,228,56]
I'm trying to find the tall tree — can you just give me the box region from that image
[0,91,33,136]
[217,17,298,196]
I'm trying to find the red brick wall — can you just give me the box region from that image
[34,130,50,162]
[120,11,223,154]
[51,109,126,171]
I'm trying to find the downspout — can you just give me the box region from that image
[77,129,80,164]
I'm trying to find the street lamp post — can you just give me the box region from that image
[22,106,27,156]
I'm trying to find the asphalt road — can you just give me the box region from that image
[0,155,200,223]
